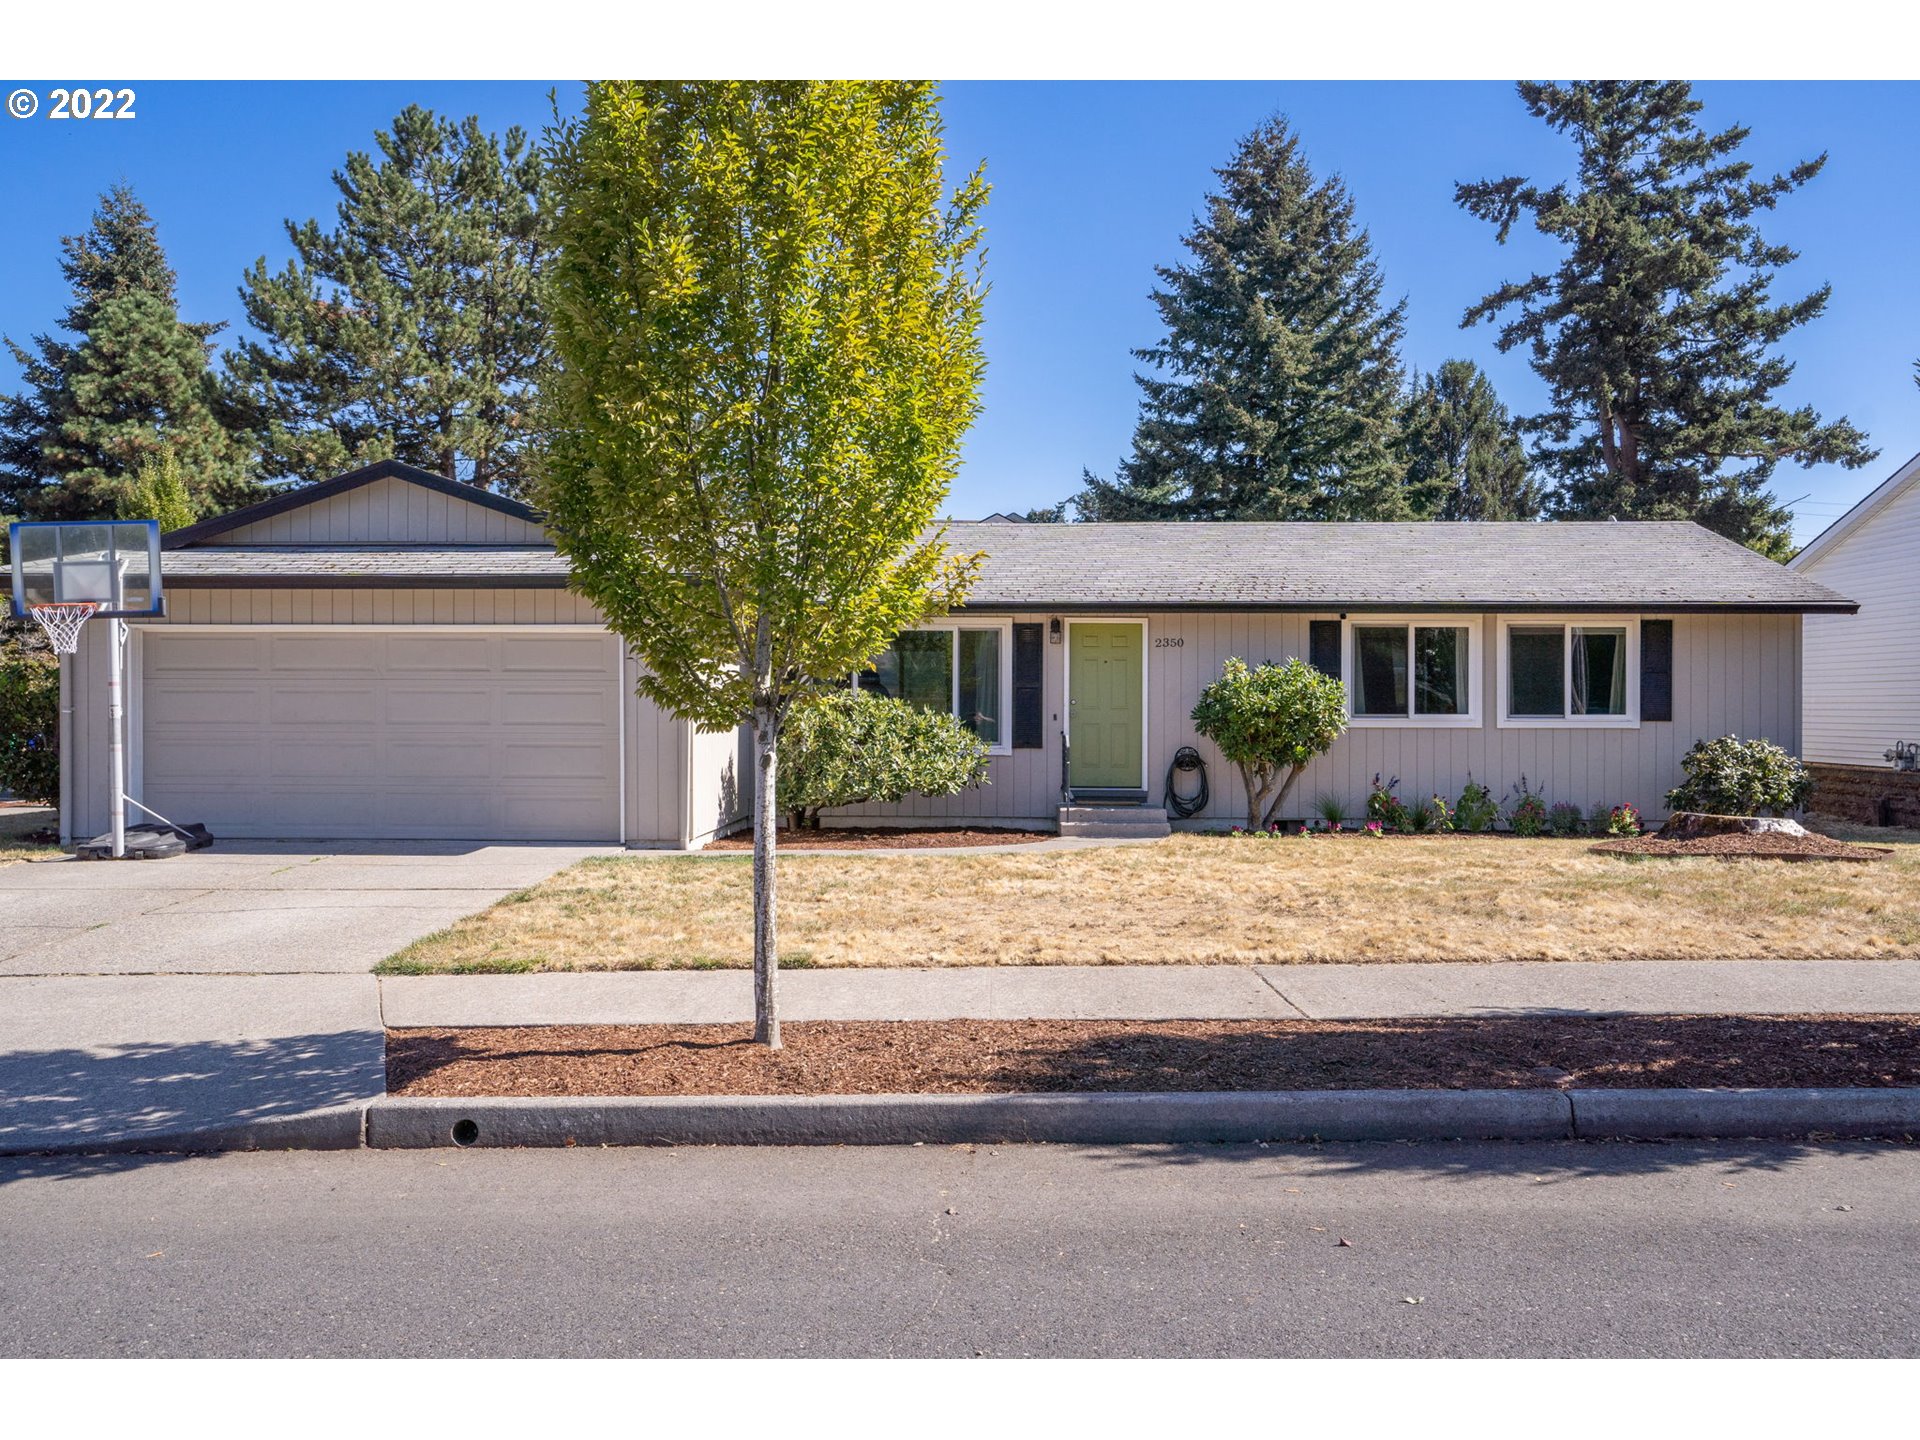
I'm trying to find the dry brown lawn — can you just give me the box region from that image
[0,805,59,864]
[379,823,1920,974]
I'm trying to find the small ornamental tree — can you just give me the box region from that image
[119,447,198,531]
[538,82,987,1047]
[778,690,989,830]
[1191,657,1348,830]
[1666,735,1812,817]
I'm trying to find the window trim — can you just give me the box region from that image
[854,617,1015,755]
[1341,615,1484,729]
[1496,614,1641,729]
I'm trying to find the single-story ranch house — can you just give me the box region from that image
[1790,450,1920,825]
[58,459,1856,848]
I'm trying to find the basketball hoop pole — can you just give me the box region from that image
[107,617,127,859]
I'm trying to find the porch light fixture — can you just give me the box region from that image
[1048,617,1063,643]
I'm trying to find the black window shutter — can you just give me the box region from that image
[1012,623,1044,749]
[1641,619,1673,722]
[1309,619,1342,679]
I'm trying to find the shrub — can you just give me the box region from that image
[1454,776,1498,833]
[1665,735,1812,817]
[777,689,989,829]
[1604,802,1643,836]
[1313,793,1349,829]
[0,647,60,806]
[1427,794,1455,832]
[1191,657,1348,830]
[1366,773,1408,831]
[1504,775,1548,837]
[1547,801,1585,837]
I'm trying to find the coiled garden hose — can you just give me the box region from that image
[1165,745,1210,819]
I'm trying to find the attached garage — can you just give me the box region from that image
[135,627,623,841]
[58,460,750,850]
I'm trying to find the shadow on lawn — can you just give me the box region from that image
[0,1029,383,1185]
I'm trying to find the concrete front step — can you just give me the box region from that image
[1056,805,1172,839]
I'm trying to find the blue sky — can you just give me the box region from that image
[1,79,1914,543]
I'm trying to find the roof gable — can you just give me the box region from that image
[1789,451,1920,575]
[163,460,545,550]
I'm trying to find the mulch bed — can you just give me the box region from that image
[707,826,1051,851]
[387,1014,1920,1098]
[1592,831,1891,862]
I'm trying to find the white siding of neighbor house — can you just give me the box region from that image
[217,475,549,545]
[1795,476,1920,767]
[63,586,697,847]
[835,610,1801,829]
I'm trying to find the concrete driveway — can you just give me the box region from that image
[0,840,613,976]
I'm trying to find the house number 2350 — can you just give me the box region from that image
[1153,637,1184,648]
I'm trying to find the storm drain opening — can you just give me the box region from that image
[451,1118,480,1147]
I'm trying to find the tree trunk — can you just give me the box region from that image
[1260,763,1308,829]
[750,616,780,1049]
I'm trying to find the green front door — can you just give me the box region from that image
[1069,622,1144,789]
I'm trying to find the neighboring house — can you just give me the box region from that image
[59,460,1853,847]
[1789,451,1920,825]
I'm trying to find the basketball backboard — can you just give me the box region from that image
[8,520,164,619]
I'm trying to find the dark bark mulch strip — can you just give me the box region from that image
[1592,831,1891,862]
[386,1014,1920,1098]
[707,826,1051,851]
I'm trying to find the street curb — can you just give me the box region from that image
[367,1090,1577,1147]
[0,1103,367,1157]
[1570,1088,1920,1139]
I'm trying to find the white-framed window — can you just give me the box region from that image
[1496,615,1640,728]
[854,619,1013,753]
[1343,616,1483,728]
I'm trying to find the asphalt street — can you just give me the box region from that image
[3,1140,1915,1357]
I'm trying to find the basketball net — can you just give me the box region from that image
[29,601,97,655]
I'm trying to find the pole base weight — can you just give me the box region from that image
[75,822,214,861]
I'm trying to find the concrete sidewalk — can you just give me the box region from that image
[380,958,1920,1028]
[0,974,382,1152]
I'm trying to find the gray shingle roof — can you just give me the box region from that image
[941,520,1856,612]
[162,522,1857,612]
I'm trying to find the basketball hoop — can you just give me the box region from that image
[28,601,98,655]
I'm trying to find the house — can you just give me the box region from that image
[58,459,1854,847]
[1789,450,1920,825]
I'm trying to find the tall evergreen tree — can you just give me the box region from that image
[224,106,550,493]
[0,185,254,522]
[1457,81,1874,557]
[1077,116,1410,522]
[1400,359,1544,520]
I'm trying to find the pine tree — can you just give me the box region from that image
[1077,116,1410,522]
[1400,360,1544,521]
[1457,81,1874,557]
[223,106,550,493]
[0,185,254,521]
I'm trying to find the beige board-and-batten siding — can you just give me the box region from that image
[832,609,1801,828]
[217,473,548,546]
[61,587,745,849]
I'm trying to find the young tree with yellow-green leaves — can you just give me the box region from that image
[538,82,988,1046]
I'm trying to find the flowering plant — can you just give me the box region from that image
[1363,819,1384,837]
[1606,802,1643,836]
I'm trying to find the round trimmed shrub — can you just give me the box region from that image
[778,688,990,829]
[1665,735,1812,817]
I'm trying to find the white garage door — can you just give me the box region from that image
[138,628,622,841]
